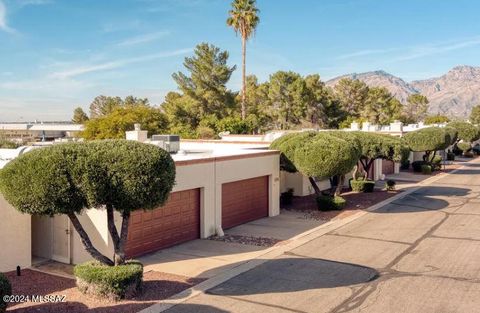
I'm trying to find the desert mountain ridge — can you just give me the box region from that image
[326,65,480,118]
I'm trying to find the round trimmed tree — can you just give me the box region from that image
[271,132,359,196]
[403,127,451,162]
[0,140,176,266]
[447,121,480,151]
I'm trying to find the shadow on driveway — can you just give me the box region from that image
[206,257,378,296]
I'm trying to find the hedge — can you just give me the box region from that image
[403,127,451,153]
[351,179,375,192]
[74,261,143,300]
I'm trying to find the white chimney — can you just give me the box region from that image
[126,124,148,142]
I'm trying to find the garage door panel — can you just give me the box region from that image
[126,188,200,258]
[222,176,269,230]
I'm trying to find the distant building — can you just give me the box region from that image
[0,122,84,141]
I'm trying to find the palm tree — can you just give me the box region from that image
[227,0,259,120]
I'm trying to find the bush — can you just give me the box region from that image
[74,261,143,300]
[400,159,410,170]
[472,144,480,155]
[280,188,294,206]
[457,142,472,153]
[431,155,442,170]
[196,126,216,139]
[0,273,11,313]
[448,121,480,143]
[411,161,426,172]
[0,139,19,149]
[385,179,396,191]
[403,127,451,154]
[446,152,455,161]
[316,195,346,211]
[421,164,432,175]
[350,179,375,193]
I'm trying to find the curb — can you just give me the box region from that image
[138,158,478,313]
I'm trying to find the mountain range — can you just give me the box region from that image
[326,65,480,118]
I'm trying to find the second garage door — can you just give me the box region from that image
[126,188,200,258]
[222,176,269,230]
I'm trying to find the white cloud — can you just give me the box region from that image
[393,37,480,62]
[0,0,15,33]
[49,48,192,79]
[336,48,395,60]
[116,31,170,47]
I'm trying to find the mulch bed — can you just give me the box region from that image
[283,189,402,221]
[5,269,205,313]
[208,234,284,247]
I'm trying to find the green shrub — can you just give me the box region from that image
[350,179,375,193]
[412,160,428,172]
[74,261,143,300]
[385,179,396,191]
[316,195,346,211]
[0,273,11,313]
[457,142,472,153]
[446,152,455,161]
[196,126,216,139]
[400,159,410,170]
[280,188,294,206]
[448,121,480,143]
[0,139,19,149]
[431,155,442,170]
[421,164,432,175]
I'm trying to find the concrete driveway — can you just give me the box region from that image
[164,160,480,313]
[140,210,326,279]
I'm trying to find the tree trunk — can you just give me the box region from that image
[116,211,131,266]
[67,212,114,266]
[308,176,321,195]
[241,34,247,120]
[352,165,359,181]
[334,175,345,196]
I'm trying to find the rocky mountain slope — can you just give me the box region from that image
[326,65,480,118]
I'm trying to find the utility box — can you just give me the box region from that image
[151,135,180,153]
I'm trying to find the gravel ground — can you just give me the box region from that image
[5,269,205,313]
[284,189,402,221]
[208,234,284,247]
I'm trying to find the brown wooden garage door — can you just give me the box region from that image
[126,188,200,258]
[222,176,269,230]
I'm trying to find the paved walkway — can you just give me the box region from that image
[164,159,480,313]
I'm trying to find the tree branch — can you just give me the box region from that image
[67,212,114,266]
[308,177,321,195]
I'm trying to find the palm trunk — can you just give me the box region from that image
[241,35,247,120]
[67,212,114,266]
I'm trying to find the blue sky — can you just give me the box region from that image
[1,0,480,121]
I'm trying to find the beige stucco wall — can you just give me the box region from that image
[71,153,280,264]
[0,195,31,272]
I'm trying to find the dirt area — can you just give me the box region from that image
[5,269,205,313]
[208,234,284,247]
[283,189,402,221]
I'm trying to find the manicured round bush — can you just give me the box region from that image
[400,159,410,170]
[316,195,346,211]
[403,127,451,154]
[421,164,432,175]
[270,132,317,173]
[0,273,11,313]
[294,133,358,178]
[448,121,480,143]
[74,261,143,300]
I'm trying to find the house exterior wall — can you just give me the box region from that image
[0,195,31,272]
[70,152,280,264]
